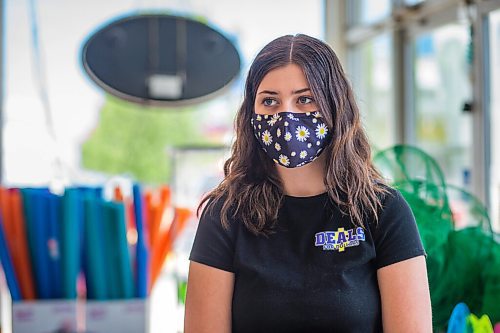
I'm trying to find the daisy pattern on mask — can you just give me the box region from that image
[315,123,328,139]
[279,154,290,166]
[313,111,321,118]
[284,132,292,141]
[262,130,272,146]
[256,115,262,121]
[300,150,307,159]
[295,126,310,142]
[267,114,280,126]
[276,128,282,138]
[275,142,281,151]
[287,113,299,121]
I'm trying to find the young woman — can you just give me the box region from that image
[184,34,432,333]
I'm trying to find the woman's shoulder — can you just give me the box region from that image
[198,190,240,229]
[190,190,238,273]
[373,184,416,227]
[376,183,403,207]
[200,190,229,217]
[363,183,412,228]
[199,193,226,221]
[369,184,426,268]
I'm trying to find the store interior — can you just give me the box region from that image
[0,0,499,332]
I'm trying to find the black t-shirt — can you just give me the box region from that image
[189,187,426,333]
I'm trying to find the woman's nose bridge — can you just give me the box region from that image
[277,96,296,113]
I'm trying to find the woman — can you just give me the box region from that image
[185,34,432,333]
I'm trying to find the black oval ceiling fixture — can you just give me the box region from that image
[81,14,241,106]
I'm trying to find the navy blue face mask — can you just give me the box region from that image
[251,111,331,168]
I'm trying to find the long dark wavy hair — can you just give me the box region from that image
[198,34,388,235]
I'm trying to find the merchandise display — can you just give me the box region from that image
[374,145,500,330]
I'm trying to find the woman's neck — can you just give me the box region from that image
[276,153,327,197]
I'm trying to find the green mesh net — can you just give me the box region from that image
[482,233,500,325]
[373,145,500,331]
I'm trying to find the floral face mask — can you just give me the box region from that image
[251,111,331,168]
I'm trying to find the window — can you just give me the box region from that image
[348,0,391,26]
[349,34,395,151]
[489,8,500,231]
[411,23,472,188]
[404,0,425,6]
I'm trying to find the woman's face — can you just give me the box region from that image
[254,63,318,115]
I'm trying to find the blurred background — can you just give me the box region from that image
[1,0,500,332]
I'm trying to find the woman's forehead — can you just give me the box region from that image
[256,64,309,94]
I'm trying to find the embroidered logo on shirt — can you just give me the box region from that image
[314,227,366,252]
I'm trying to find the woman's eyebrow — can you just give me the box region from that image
[258,90,278,95]
[257,88,310,95]
[292,88,310,94]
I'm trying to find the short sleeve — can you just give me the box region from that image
[373,189,426,269]
[189,198,236,273]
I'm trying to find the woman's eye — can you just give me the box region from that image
[262,98,278,106]
[298,96,314,104]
